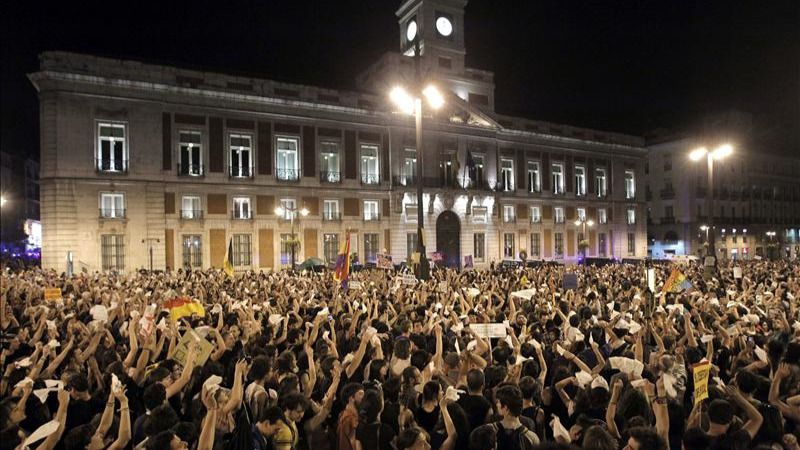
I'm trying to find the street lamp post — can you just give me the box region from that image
[574,218,594,261]
[689,144,733,268]
[389,38,445,280]
[141,238,160,272]
[700,225,710,255]
[766,231,776,260]
[275,204,309,270]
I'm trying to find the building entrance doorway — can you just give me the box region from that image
[436,210,461,268]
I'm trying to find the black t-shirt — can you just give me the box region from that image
[65,397,101,431]
[355,422,396,450]
[458,394,492,429]
[708,428,752,450]
[415,405,440,435]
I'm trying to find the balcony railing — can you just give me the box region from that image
[363,213,381,222]
[503,216,517,224]
[530,217,542,224]
[660,188,675,199]
[229,166,253,178]
[361,174,380,185]
[323,211,342,221]
[276,168,300,181]
[320,171,341,183]
[180,210,204,220]
[95,159,128,173]
[99,209,126,219]
[231,210,252,220]
[555,217,565,224]
[177,163,204,176]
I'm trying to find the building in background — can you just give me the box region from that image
[646,111,800,260]
[28,0,647,273]
[1,151,40,250]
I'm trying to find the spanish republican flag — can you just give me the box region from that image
[223,238,234,277]
[662,268,694,294]
[164,296,206,322]
[333,231,351,288]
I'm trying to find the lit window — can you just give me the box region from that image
[363,200,380,221]
[627,207,636,225]
[179,131,203,176]
[323,199,340,221]
[577,208,586,221]
[595,168,607,197]
[627,233,635,256]
[97,122,127,172]
[364,233,379,263]
[503,205,516,223]
[232,234,252,266]
[552,163,564,194]
[279,198,296,220]
[233,197,251,219]
[503,233,515,258]
[554,207,565,224]
[474,233,485,261]
[182,235,202,268]
[101,234,125,271]
[530,233,541,257]
[403,149,417,185]
[229,134,252,177]
[598,208,607,224]
[276,137,299,180]
[554,233,564,257]
[625,170,636,199]
[320,141,340,182]
[323,233,339,264]
[500,158,514,191]
[531,206,541,223]
[100,193,125,218]
[527,161,541,193]
[575,165,586,196]
[181,196,202,219]
[361,145,379,185]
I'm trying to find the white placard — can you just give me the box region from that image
[469,323,508,339]
[733,267,742,279]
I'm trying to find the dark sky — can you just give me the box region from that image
[3,0,799,160]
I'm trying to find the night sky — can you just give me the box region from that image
[2,0,799,160]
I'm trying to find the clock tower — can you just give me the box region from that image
[397,0,467,74]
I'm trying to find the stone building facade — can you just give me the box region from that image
[29,0,647,273]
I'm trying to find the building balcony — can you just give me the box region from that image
[363,213,381,222]
[320,171,341,183]
[530,217,542,225]
[231,211,253,220]
[323,211,342,221]
[180,210,204,220]
[177,163,204,177]
[361,174,380,186]
[99,209,126,219]
[503,216,517,224]
[554,217,565,224]
[95,158,128,173]
[660,188,675,199]
[229,166,253,178]
[276,168,300,181]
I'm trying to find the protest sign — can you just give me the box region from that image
[510,289,537,300]
[692,361,711,405]
[44,288,62,301]
[563,273,578,290]
[733,267,742,279]
[410,252,420,264]
[173,329,214,367]
[376,253,393,269]
[401,273,418,285]
[469,323,507,339]
[349,281,362,290]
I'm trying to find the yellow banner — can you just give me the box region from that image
[44,288,62,301]
[692,361,712,405]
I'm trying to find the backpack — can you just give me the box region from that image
[490,421,539,450]
[226,400,259,450]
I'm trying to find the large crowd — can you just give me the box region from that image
[1,260,799,450]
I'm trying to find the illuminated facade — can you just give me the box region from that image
[30,0,647,272]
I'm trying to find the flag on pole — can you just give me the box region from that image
[222,238,234,277]
[164,296,206,322]
[333,231,351,289]
[662,268,693,293]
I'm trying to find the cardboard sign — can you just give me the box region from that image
[44,288,62,301]
[733,267,742,279]
[469,323,508,339]
[376,254,393,270]
[172,329,214,367]
[692,361,711,405]
[401,273,418,285]
[349,281,363,290]
[563,273,578,290]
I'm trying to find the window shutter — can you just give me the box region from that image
[209,117,223,173]
[303,126,316,177]
[162,113,172,170]
[257,121,272,175]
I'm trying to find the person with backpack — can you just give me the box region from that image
[478,385,540,450]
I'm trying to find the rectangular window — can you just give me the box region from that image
[179,130,203,176]
[503,233,515,258]
[530,233,541,258]
[598,208,607,224]
[229,134,252,177]
[500,158,514,191]
[530,206,541,223]
[665,206,674,218]
[279,198,296,220]
[97,122,127,172]
[474,233,485,261]
[552,163,564,194]
[279,234,292,265]
[441,152,458,187]
[473,154,485,188]
[595,168,607,197]
[323,199,340,221]
[361,144,379,184]
[364,233,379,263]
[320,141,340,182]
[625,170,636,199]
[554,233,564,257]
[232,234,251,266]
[527,161,541,193]
[554,207,565,224]
[100,193,125,218]
[503,205,516,223]
[181,196,202,219]
[627,207,636,225]
[182,235,202,268]
[577,207,586,221]
[403,148,417,185]
[627,233,635,255]
[363,200,379,221]
[575,165,586,196]
[101,234,125,271]
[407,233,417,260]
[323,233,339,265]
[276,137,299,180]
[598,233,607,256]
[233,197,251,219]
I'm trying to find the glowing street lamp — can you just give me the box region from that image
[275,204,309,269]
[689,143,733,267]
[574,218,594,260]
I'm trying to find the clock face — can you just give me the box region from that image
[436,16,453,36]
[406,20,418,41]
